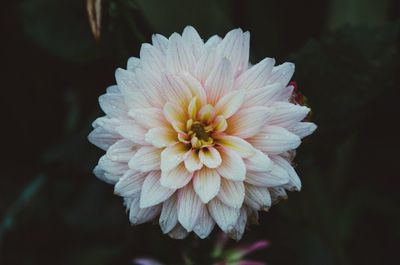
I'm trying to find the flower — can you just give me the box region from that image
[88,26,317,240]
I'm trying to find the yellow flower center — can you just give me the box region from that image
[187,120,214,149]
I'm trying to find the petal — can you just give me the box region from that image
[228,207,247,241]
[166,33,196,73]
[269,102,310,127]
[128,146,161,172]
[98,155,128,175]
[199,147,222,168]
[287,122,317,139]
[207,198,240,232]
[160,163,193,189]
[160,142,191,172]
[177,182,202,231]
[216,148,246,181]
[214,135,255,158]
[217,29,249,74]
[145,127,177,148]
[217,178,245,208]
[140,171,175,208]
[244,185,272,211]
[235,57,275,90]
[213,115,228,132]
[248,126,301,154]
[116,124,147,145]
[152,34,169,54]
[128,108,167,129]
[244,149,272,172]
[193,204,215,239]
[168,224,189,239]
[114,170,147,197]
[179,72,207,105]
[227,106,274,138]
[184,150,203,172]
[245,165,289,187]
[128,197,162,225]
[204,58,234,105]
[267,62,295,86]
[194,47,218,84]
[193,167,221,203]
[242,83,284,108]
[161,72,193,108]
[272,155,301,191]
[98,93,128,118]
[269,187,288,204]
[139,43,165,73]
[115,68,151,108]
[106,139,136,163]
[88,127,120,151]
[127,57,140,72]
[159,194,178,234]
[93,165,120,184]
[163,102,187,133]
[214,89,246,118]
[197,104,216,124]
[182,26,204,59]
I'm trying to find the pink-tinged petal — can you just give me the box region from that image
[135,68,165,108]
[166,33,196,74]
[98,155,128,176]
[205,58,234,105]
[245,165,289,187]
[194,48,218,84]
[98,93,128,118]
[248,126,301,154]
[217,178,245,208]
[93,165,120,184]
[160,163,193,189]
[244,149,272,172]
[228,207,247,241]
[129,146,161,172]
[127,57,140,72]
[177,182,202,231]
[187,97,199,120]
[128,108,167,129]
[272,155,301,191]
[163,102,187,133]
[140,171,175,208]
[215,89,246,118]
[208,198,240,232]
[139,43,165,73]
[215,135,255,158]
[193,204,215,239]
[160,142,191,172]
[152,34,169,54]
[128,197,162,225]
[242,83,284,108]
[184,150,203,172]
[145,127,177,148]
[269,102,310,127]
[287,122,317,139]
[114,170,147,197]
[159,194,178,234]
[199,147,222,168]
[106,139,136,163]
[213,115,228,132]
[235,57,275,90]
[182,26,204,59]
[179,72,207,105]
[267,62,295,86]
[216,148,246,181]
[168,224,189,239]
[268,187,288,204]
[116,124,147,145]
[274,84,294,102]
[227,106,274,138]
[217,29,249,75]
[88,127,120,151]
[197,104,216,124]
[244,185,271,211]
[92,116,121,133]
[161,72,193,108]
[193,167,221,203]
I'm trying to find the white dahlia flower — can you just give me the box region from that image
[88,26,316,240]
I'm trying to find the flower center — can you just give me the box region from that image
[187,121,214,149]
[191,123,211,141]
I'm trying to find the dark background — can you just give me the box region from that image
[1,0,399,264]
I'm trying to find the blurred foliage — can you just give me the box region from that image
[1,0,399,265]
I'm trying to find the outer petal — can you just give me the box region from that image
[116,124,147,145]
[160,163,193,189]
[129,108,167,129]
[267,62,295,86]
[140,171,175,208]
[106,139,136,163]
[245,164,289,187]
[269,102,310,127]
[244,149,272,172]
[127,57,140,72]
[244,185,271,211]
[193,204,215,239]
[98,155,128,176]
[160,142,190,172]
[168,224,189,239]
[152,34,169,54]
[128,197,162,225]
[242,83,284,108]
[215,135,255,158]
[217,29,249,74]
[204,58,234,105]
[114,170,147,197]
[98,93,128,118]
[194,48,218,84]
[88,127,120,151]
[228,207,247,241]
[182,26,204,59]
[287,122,317,139]
[208,198,240,232]
[166,33,196,73]
[216,148,246,181]
[272,155,301,191]
[159,194,178,234]
[145,127,177,148]
[217,178,245,208]
[235,57,275,90]
[129,146,161,172]
[193,167,221,203]
[199,147,222,168]
[177,182,202,231]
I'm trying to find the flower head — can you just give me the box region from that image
[88,26,317,240]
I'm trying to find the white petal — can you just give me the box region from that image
[205,35,222,48]
[88,127,120,151]
[242,83,284,108]
[140,171,175,208]
[269,187,288,204]
[214,135,255,158]
[244,149,272,172]
[217,29,249,74]
[207,198,240,232]
[267,62,295,86]
[182,26,204,59]
[193,167,221,203]
[128,197,162,225]
[98,155,128,175]
[93,165,119,184]
[244,185,271,211]
[128,108,167,129]
[269,102,310,127]
[159,194,178,234]
[228,207,247,241]
[166,33,196,73]
[216,148,246,181]
[184,150,203,172]
[106,139,136,163]
[227,106,274,138]
[199,147,222,168]
[177,182,202,231]
[179,72,207,105]
[128,146,161,172]
[116,124,147,145]
[115,68,151,108]
[249,126,301,154]
[235,57,275,90]
[194,47,218,84]
[145,127,177,148]
[217,178,245,208]
[160,142,190,172]
[193,204,215,239]
[245,164,289,187]
[287,122,317,139]
[204,58,234,105]
[168,224,189,239]
[272,155,301,191]
[98,93,128,118]
[114,169,147,197]
[160,163,193,189]
[214,89,245,118]
[140,43,165,73]
[152,34,169,54]
[161,72,193,108]
[127,57,140,72]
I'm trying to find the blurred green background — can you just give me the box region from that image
[1,0,399,264]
